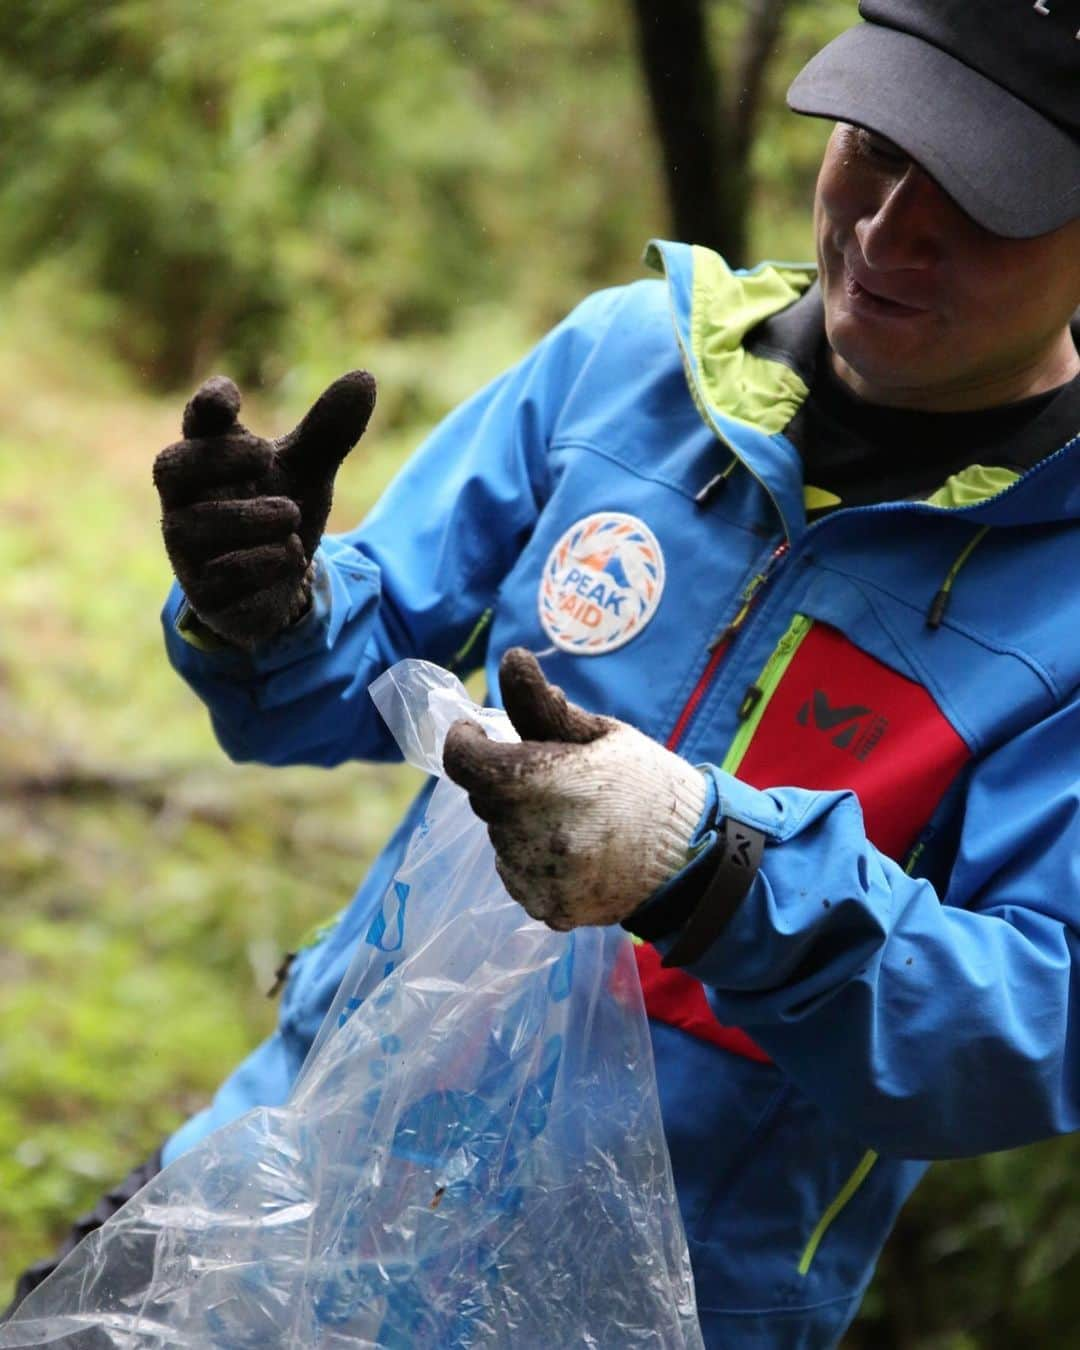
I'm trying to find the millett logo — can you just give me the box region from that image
[797,690,889,762]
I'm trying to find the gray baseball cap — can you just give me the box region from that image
[787,0,1080,238]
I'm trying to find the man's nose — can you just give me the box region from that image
[855,165,947,271]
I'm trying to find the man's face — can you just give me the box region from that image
[815,123,1080,410]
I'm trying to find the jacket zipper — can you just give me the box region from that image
[663,542,870,1276]
[666,541,790,752]
[721,613,813,773]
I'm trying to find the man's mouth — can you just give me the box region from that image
[844,271,930,318]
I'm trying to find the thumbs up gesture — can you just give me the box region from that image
[153,371,376,648]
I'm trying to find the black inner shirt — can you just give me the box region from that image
[798,343,1080,516]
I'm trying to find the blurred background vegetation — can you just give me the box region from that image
[2,1,1078,1344]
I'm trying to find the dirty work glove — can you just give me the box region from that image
[153,370,376,649]
[442,648,708,931]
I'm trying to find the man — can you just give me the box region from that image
[12,1,1080,1344]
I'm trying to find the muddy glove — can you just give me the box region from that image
[442,648,708,930]
[153,370,376,649]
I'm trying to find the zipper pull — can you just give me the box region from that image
[695,454,740,507]
[696,472,728,507]
[763,540,791,575]
[707,541,791,653]
[738,685,763,721]
[903,824,936,877]
[776,614,811,653]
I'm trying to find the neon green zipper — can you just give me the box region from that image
[798,1149,879,1276]
[720,613,813,775]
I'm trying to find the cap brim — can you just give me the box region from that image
[787,24,1080,238]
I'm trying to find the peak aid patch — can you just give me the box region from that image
[539,513,665,655]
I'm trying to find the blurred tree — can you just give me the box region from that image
[0,0,842,393]
[628,0,790,265]
[0,0,660,391]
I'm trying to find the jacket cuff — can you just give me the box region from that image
[624,767,786,952]
[623,773,721,942]
[661,814,767,967]
[168,550,336,669]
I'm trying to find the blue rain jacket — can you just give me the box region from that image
[161,242,1080,1347]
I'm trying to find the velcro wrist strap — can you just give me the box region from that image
[661,816,766,969]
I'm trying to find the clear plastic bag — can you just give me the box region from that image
[2,661,702,1349]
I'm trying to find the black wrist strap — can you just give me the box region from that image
[661,816,766,969]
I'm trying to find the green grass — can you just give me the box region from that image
[0,279,473,1287]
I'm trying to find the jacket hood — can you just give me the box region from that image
[645,240,1080,534]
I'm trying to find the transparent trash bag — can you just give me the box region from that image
[2,661,703,1349]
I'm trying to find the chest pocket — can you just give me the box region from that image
[637,613,973,1061]
[728,614,971,859]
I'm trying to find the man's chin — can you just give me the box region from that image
[827,317,943,404]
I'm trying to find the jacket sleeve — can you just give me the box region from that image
[162,289,625,768]
[661,691,1080,1160]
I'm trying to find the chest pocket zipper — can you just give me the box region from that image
[723,613,813,773]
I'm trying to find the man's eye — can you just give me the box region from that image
[858,129,908,166]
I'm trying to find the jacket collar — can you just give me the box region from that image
[646,240,1080,532]
[645,240,816,540]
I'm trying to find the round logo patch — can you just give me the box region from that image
[539,513,665,655]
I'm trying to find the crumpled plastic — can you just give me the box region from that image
[1,660,703,1349]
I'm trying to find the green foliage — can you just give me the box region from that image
[850,1139,1080,1349]
[745,0,850,260]
[0,316,423,1282]
[0,0,662,390]
[0,0,846,393]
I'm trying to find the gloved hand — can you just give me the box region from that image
[153,370,376,649]
[443,648,708,931]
